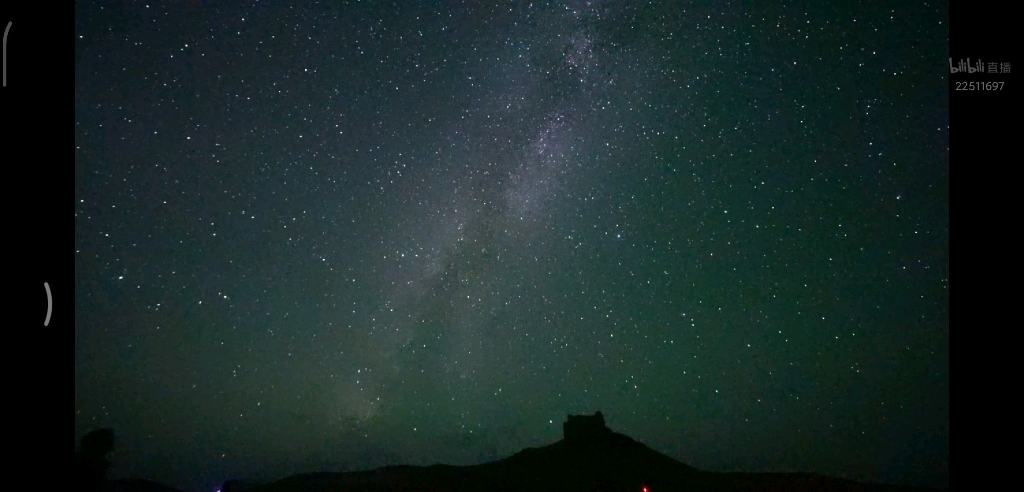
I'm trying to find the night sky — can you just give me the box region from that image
[74,1,949,491]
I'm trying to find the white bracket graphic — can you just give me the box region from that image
[44,282,51,326]
[3,22,9,87]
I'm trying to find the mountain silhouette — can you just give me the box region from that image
[75,428,189,492]
[240,411,940,492]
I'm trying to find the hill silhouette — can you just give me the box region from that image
[75,428,187,492]
[77,413,943,491]
[239,411,940,492]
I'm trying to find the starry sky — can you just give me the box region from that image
[74,1,949,490]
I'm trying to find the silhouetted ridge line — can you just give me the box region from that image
[232,413,944,492]
[562,410,612,443]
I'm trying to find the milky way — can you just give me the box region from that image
[358,1,659,432]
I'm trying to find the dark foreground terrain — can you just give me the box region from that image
[88,413,944,492]
[240,431,937,492]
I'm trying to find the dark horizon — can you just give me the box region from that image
[78,411,945,492]
[75,1,948,491]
